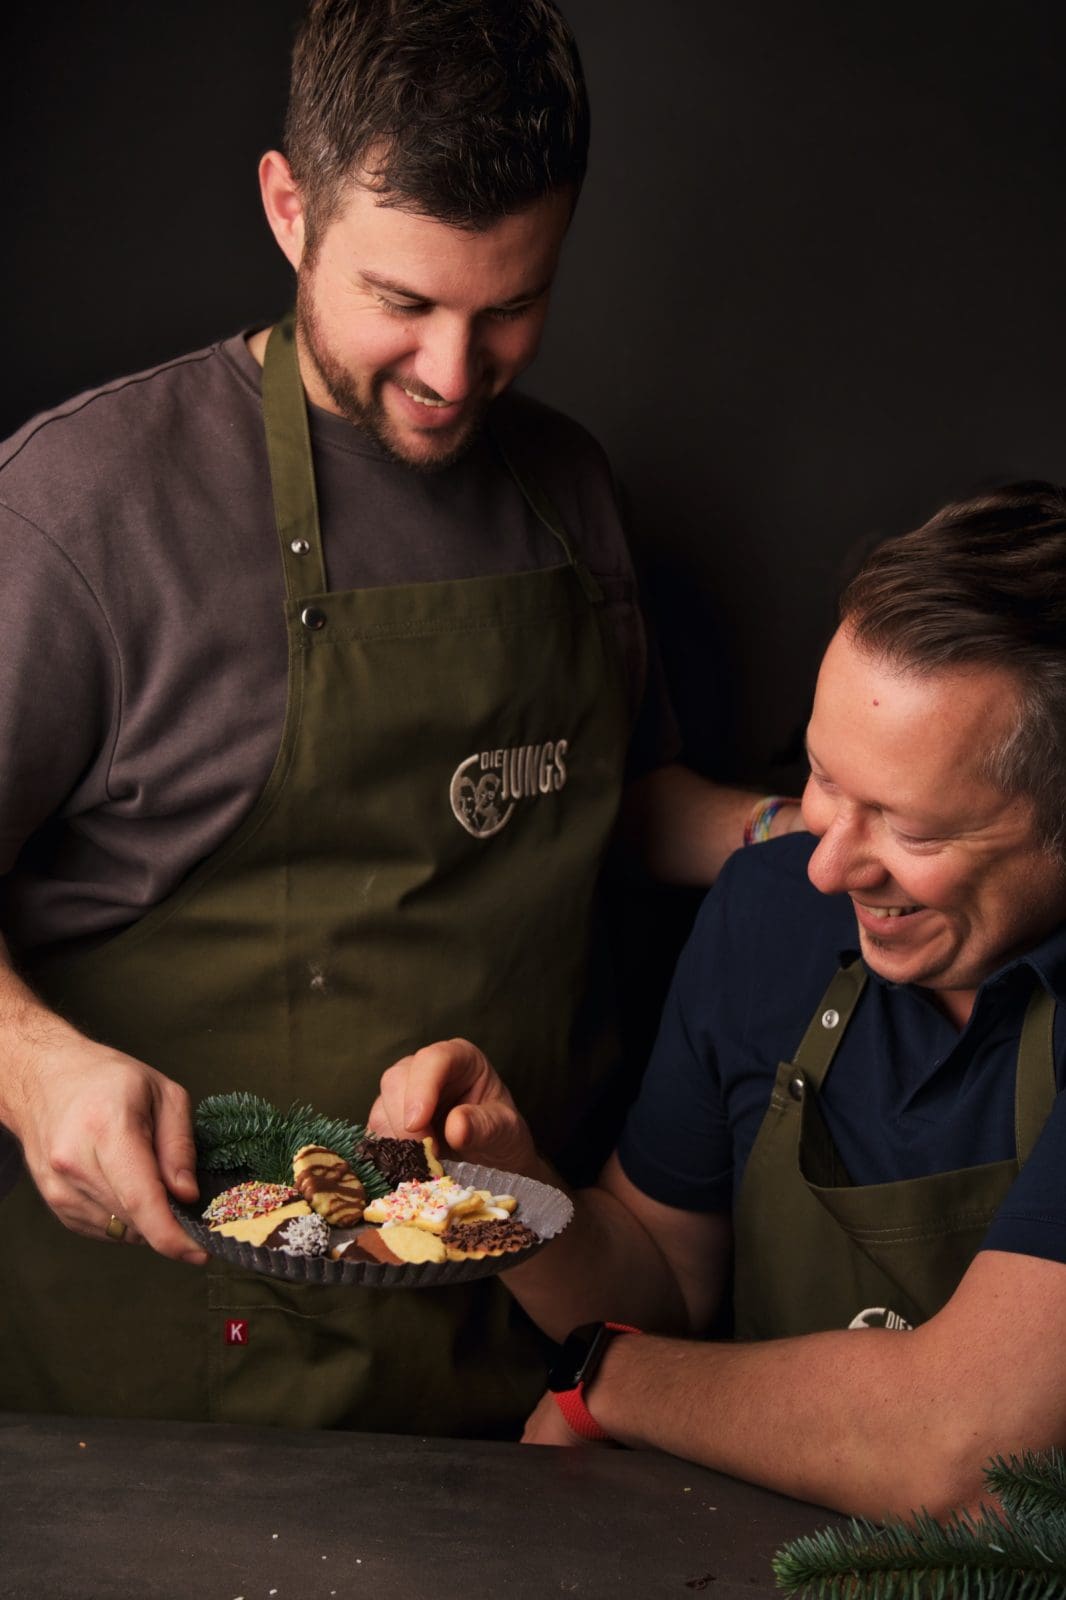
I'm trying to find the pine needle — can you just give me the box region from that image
[774,1451,1066,1599]
[987,1452,1066,1525]
[194,1091,389,1197]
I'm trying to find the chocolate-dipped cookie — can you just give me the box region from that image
[263,1211,331,1257]
[332,1228,403,1266]
[212,1199,312,1246]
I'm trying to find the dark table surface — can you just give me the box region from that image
[0,1411,844,1600]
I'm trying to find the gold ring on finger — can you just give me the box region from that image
[105,1214,127,1241]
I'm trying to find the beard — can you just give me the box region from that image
[295,273,489,473]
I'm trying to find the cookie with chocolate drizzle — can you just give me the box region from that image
[292,1144,367,1226]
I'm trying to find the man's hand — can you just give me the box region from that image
[521,1389,600,1448]
[8,1034,207,1263]
[369,1038,540,1176]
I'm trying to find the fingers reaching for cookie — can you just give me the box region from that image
[440,1099,540,1178]
[369,1037,537,1170]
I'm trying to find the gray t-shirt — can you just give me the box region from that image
[0,332,675,961]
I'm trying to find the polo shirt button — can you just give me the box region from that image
[788,1074,805,1101]
[301,606,327,631]
[821,1008,840,1029]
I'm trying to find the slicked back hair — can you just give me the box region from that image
[284,0,590,249]
[840,481,1066,857]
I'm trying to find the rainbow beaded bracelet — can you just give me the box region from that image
[743,794,801,847]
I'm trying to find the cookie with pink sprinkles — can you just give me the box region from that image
[202,1181,299,1226]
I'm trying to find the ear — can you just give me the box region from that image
[258,150,307,270]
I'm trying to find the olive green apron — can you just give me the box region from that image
[733,959,1057,1338]
[0,318,631,1432]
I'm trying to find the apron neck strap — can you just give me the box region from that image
[793,959,1056,1166]
[489,419,604,604]
[260,313,604,606]
[261,314,329,599]
[1015,979,1057,1166]
[790,959,868,1090]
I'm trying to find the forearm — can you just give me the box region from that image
[619,764,800,885]
[0,935,86,1134]
[503,1184,693,1343]
[587,1323,1033,1521]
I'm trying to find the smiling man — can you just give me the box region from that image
[373,482,1066,1515]
[0,0,797,1432]
[269,176,573,471]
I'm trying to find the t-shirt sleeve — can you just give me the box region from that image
[0,501,117,876]
[616,882,735,1211]
[980,1088,1066,1265]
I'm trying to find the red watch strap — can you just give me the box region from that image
[551,1322,641,1442]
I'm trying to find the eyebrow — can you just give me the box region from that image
[359,269,552,311]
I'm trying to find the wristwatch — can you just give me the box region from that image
[547,1320,641,1441]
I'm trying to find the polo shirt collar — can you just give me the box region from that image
[835,919,1066,1007]
[1003,919,1066,1003]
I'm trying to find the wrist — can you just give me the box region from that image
[0,995,90,1134]
[548,1320,642,1442]
[743,794,802,846]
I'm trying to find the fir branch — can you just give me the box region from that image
[774,1456,1066,1599]
[194,1091,389,1196]
[986,1452,1066,1525]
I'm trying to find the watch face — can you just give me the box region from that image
[548,1322,608,1393]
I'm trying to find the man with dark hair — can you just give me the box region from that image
[374,482,1066,1514]
[285,0,591,238]
[0,0,796,1429]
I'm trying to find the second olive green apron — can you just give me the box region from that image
[0,319,632,1432]
[734,959,1057,1337]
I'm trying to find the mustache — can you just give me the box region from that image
[392,375,449,403]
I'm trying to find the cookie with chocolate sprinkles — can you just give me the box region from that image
[441,1216,540,1261]
[355,1135,432,1189]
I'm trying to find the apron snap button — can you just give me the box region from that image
[821,1008,840,1029]
[290,538,311,555]
[788,1074,805,1101]
[301,606,327,631]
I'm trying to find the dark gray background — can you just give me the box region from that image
[5,0,1066,789]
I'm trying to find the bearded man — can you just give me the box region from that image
[0,0,797,1429]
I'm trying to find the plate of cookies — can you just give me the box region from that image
[172,1092,572,1288]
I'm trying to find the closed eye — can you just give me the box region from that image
[485,302,534,322]
[375,295,429,318]
[887,824,941,849]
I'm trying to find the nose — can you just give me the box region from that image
[805,797,886,899]
[414,315,480,404]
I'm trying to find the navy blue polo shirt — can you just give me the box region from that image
[617,833,1066,1266]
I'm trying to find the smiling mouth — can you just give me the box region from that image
[857,902,922,919]
[398,384,453,409]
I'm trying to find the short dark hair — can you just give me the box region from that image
[840,481,1066,855]
[284,0,590,243]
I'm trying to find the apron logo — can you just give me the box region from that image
[225,1319,249,1345]
[848,1306,914,1332]
[450,740,568,838]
